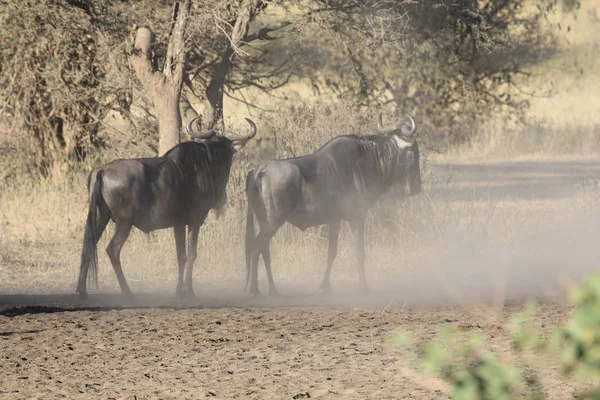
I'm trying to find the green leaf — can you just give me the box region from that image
[392,330,411,348]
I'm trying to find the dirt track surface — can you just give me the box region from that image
[0,298,575,400]
[1,158,599,399]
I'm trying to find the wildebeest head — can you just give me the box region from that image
[184,115,257,217]
[377,113,422,196]
[185,115,257,151]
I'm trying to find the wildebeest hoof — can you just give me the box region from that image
[177,289,196,301]
[121,290,135,300]
[319,283,333,296]
[77,291,88,300]
[359,285,370,294]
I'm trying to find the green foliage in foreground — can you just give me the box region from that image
[395,273,600,400]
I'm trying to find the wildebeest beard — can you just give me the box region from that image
[174,137,234,219]
[206,141,234,219]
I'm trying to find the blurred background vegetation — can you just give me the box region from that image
[1,0,597,181]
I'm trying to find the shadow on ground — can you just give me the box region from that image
[0,266,579,317]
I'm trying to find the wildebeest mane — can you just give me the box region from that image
[294,133,413,193]
[168,139,234,216]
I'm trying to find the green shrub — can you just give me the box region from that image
[396,272,600,400]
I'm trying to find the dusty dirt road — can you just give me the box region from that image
[1,158,599,399]
[0,295,576,400]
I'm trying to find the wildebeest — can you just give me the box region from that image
[244,114,421,296]
[77,116,257,299]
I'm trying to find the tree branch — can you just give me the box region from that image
[130,27,164,96]
[245,20,294,42]
[164,0,191,86]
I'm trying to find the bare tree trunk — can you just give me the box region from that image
[203,48,234,131]
[130,0,191,156]
[155,88,182,153]
[203,0,259,129]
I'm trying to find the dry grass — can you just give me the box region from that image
[1,105,599,300]
[2,1,600,300]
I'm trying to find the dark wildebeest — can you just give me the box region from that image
[244,114,421,296]
[77,116,257,299]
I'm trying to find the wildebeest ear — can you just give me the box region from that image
[376,112,396,136]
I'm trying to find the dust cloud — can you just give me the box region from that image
[368,158,600,309]
[237,158,600,310]
[1,159,599,313]
[377,212,600,308]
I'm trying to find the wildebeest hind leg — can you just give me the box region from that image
[261,244,279,297]
[350,218,370,294]
[183,223,200,299]
[320,221,341,295]
[106,221,133,297]
[249,228,278,297]
[174,225,187,298]
[77,210,110,297]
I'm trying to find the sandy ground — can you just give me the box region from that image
[0,295,577,400]
[1,157,599,399]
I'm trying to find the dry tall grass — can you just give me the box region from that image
[2,0,600,297]
[1,101,599,299]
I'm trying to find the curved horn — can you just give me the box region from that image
[224,118,257,142]
[186,115,216,140]
[186,115,201,134]
[400,115,417,137]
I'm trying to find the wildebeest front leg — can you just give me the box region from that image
[174,225,187,298]
[106,221,133,297]
[320,221,341,295]
[350,218,370,294]
[249,235,263,297]
[183,223,200,299]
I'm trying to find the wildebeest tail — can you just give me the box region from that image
[245,171,257,290]
[78,170,103,293]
